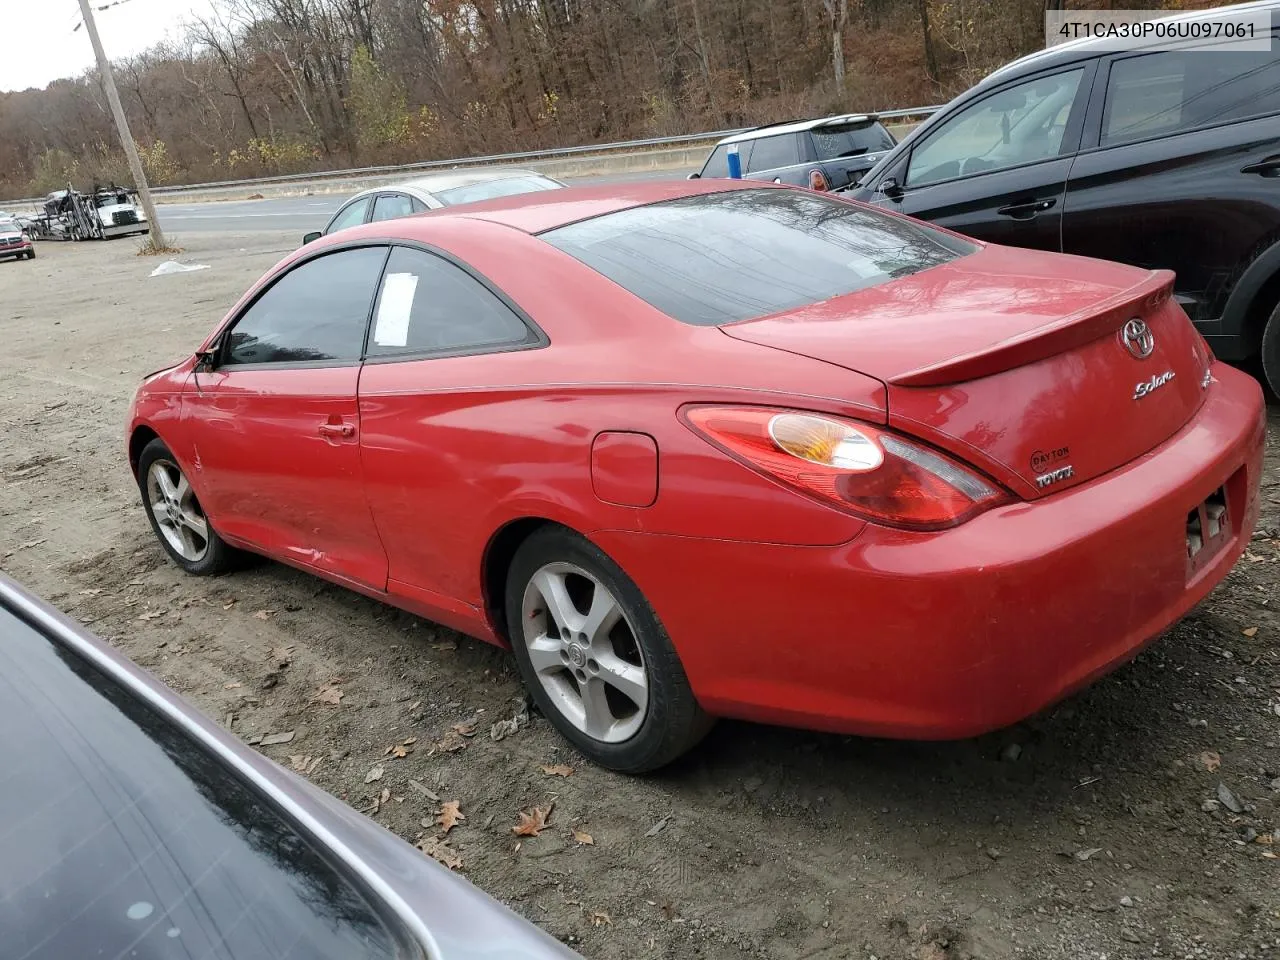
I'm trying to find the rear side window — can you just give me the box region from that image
[371,193,416,222]
[366,246,536,356]
[326,197,371,234]
[1102,45,1280,146]
[541,189,974,326]
[224,247,386,364]
[811,122,896,160]
[745,134,800,172]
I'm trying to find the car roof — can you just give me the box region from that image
[425,177,774,235]
[349,167,552,201]
[985,0,1280,84]
[716,113,878,145]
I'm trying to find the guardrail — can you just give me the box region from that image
[5,104,942,205]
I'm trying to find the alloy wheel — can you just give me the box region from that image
[520,562,649,743]
[146,459,209,562]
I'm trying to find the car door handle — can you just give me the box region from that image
[1241,156,1280,177]
[997,197,1056,220]
[318,422,355,439]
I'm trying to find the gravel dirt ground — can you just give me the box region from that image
[2,234,1280,960]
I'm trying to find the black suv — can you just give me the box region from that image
[851,1,1280,394]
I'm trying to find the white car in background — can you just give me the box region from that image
[303,168,565,244]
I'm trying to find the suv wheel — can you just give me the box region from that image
[505,527,712,772]
[1263,301,1280,399]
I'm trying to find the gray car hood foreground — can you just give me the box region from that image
[0,573,581,960]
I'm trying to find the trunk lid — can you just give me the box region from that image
[720,245,1212,499]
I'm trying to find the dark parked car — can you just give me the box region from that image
[850,0,1280,394]
[0,573,579,960]
[691,114,897,191]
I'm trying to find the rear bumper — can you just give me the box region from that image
[594,364,1266,739]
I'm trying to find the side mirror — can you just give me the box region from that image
[877,177,904,200]
[686,172,701,180]
[302,231,322,245]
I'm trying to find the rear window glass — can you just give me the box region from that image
[435,176,560,206]
[811,122,895,160]
[0,604,406,960]
[541,189,974,326]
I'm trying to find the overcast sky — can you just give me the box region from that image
[1,0,215,92]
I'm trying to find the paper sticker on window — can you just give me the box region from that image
[373,272,418,347]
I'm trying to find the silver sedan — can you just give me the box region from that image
[304,168,565,244]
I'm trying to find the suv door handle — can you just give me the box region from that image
[318,422,355,439]
[997,197,1056,220]
[1241,156,1280,177]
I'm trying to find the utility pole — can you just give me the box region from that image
[78,0,168,249]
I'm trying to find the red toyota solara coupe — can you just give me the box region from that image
[127,180,1265,771]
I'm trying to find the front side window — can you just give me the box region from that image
[326,197,371,234]
[745,134,800,172]
[700,144,731,177]
[1102,44,1280,146]
[541,189,974,327]
[366,246,536,356]
[907,68,1085,187]
[434,176,561,207]
[224,247,386,364]
[371,193,416,222]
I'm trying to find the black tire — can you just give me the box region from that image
[136,438,237,575]
[505,526,713,772]
[1263,300,1280,399]
[26,249,35,260]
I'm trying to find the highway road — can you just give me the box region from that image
[154,169,688,234]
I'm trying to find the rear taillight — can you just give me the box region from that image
[808,169,829,191]
[683,406,1008,530]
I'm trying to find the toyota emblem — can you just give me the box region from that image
[1121,318,1154,359]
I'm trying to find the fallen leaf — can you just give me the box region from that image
[79,588,103,596]
[512,804,554,837]
[365,764,385,784]
[1199,751,1222,773]
[288,755,310,772]
[254,609,276,620]
[451,721,477,737]
[402,737,417,745]
[222,600,236,610]
[416,836,463,870]
[1262,850,1279,860]
[541,764,574,778]
[223,680,242,690]
[307,756,323,775]
[438,800,465,833]
[408,779,440,802]
[1256,834,1274,845]
[435,731,468,753]
[590,911,611,926]
[1243,626,1260,637]
[137,610,164,621]
[379,788,391,805]
[260,731,296,745]
[391,744,411,758]
[313,685,343,706]
[271,645,294,662]
[573,829,594,846]
[408,700,421,711]
[1075,847,1104,861]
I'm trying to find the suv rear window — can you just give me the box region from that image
[811,122,895,160]
[541,189,974,326]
